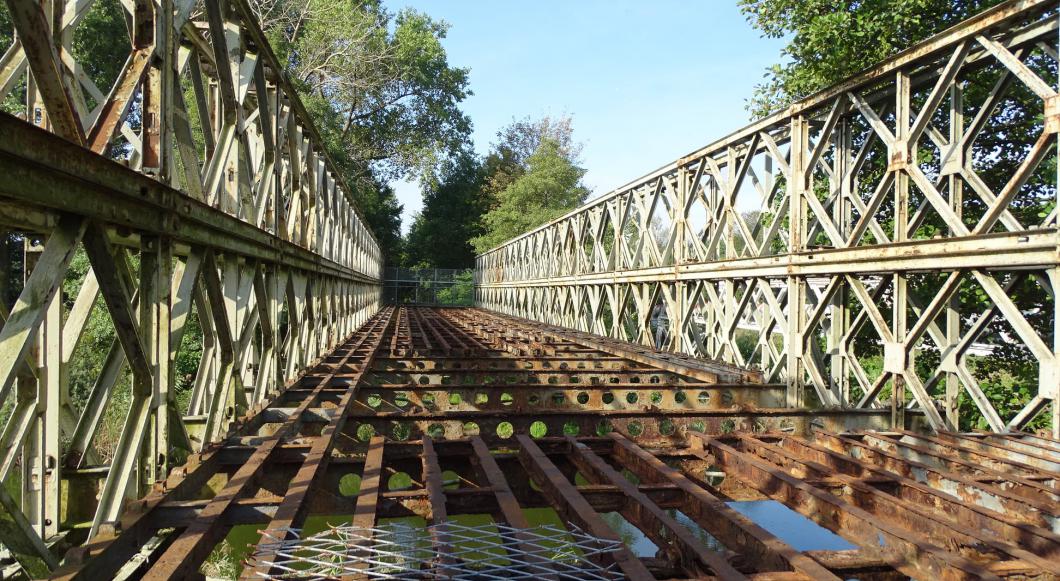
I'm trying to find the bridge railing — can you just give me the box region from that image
[476,0,1060,436]
[0,0,382,564]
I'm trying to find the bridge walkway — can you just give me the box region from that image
[49,307,1060,580]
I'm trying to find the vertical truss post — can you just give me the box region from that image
[38,238,61,540]
[891,69,911,430]
[944,83,965,430]
[829,120,851,404]
[786,114,808,408]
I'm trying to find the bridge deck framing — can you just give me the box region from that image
[38,307,1059,580]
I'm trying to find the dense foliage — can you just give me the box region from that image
[407,115,590,266]
[738,0,1005,116]
[252,0,473,265]
[404,154,488,268]
[470,137,590,253]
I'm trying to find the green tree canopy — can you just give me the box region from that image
[472,138,590,254]
[252,0,472,264]
[405,153,488,268]
[739,0,1002,116]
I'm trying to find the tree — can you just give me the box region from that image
[481,115,581,202]
[405,154,488,268]
[472,138,590,253]
[252,0,473,262]
[738,0,1004,117]
[254,0,471,182]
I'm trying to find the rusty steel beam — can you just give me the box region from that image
[468,436,560,578]
[421,437,458,574]
[515,434,655,580]
[354,436,386,529]
[238,309,394,578]
[934,431,1060,473]
[49,311,390,580]
[726,432,1058,573]
[692,433,1035,580]
[886,430,1060,480]
[810,430,1059,526]
[143,308,393,578]
[565,436,746,578]
[607,433,840,578]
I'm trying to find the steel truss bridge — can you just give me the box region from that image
[0,0,1057,579]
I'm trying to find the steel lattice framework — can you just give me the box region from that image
[476,0,1060,437]
[0,0,381,575]
[0,0,1058,579]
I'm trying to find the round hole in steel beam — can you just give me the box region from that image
[690,420,706,433]
[602,392,615,405]
[395,392,410,408]
[528,394,540,406]
[388,472,412,491]
[529,421,548,438]
[551,392,566,406]
[338,473,361,497]
[474,392,489,405]
[422,393,436,408]
[650,391,663,405]
[462,421,480,436]
[698,391,711,405]
[563,421,579,436]
[441,470,461,490]
[419,375,430,385]
[427,423,445,439]
[596,420,613,436]
[449,392,463,406]
[660,419,675,436]
[391,422,411,441]
[356,424,375,442]
[366,394,382,408]
[626,421,643,437]
[626,392,639,404]
[722,390,734,406]
[496,422,514,439]
[674,391,687,404]
[576,392,590,405]
[500,392,514,406]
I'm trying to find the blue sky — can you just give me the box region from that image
[382,1,788,233]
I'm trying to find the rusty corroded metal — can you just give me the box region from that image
[31,307,1059,579]
[2,0,1059,575]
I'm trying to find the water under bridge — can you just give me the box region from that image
[0,0,1058,579]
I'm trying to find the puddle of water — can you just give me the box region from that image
[601,512,659,557]
[670,509,726,551]
[727,500,856,552]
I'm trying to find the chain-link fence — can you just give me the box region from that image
[383,268,474,306]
